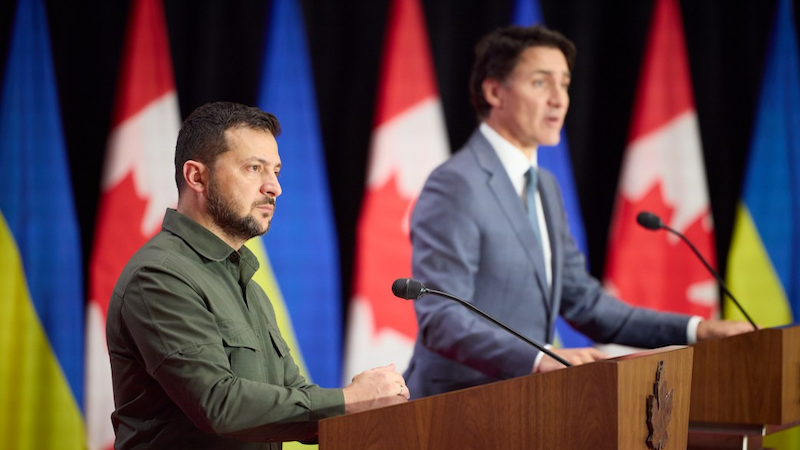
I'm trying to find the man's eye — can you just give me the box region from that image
[250,165,261,172]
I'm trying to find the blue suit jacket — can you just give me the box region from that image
[404,130,690,398]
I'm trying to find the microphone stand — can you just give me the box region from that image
[422,287,573,368]
[660,223,759,331]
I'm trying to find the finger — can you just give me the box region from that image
[589,348,611,359]
[564,351,598,365]
[395,382,411,400]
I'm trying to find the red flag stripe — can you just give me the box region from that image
[111,0,176,128]
[86,1,180,449]
[343,0,449,381]
[627,0,693,142]
[603,0,717,319]
[373,0,438,126]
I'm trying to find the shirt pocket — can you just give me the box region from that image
[267,326,290,357]
[218,321,264,381]
[266,326,291,383]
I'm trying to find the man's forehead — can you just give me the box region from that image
[224,126,274,140]
[515,47,570,74]
[222,127,280,159]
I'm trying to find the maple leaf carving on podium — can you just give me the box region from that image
[646,361,673,450]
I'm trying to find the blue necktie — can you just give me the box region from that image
[525,167,542,247]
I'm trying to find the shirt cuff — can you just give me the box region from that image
[532,344,553,373]
[686,316,703,344]
[308,387,346,422]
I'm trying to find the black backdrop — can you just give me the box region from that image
[0,0,794,317]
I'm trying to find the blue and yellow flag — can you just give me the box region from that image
[726,0,799,446]
[512,0,592,347]
[250,0,342,390]
[726,0,799,327]
[0,0,86,448]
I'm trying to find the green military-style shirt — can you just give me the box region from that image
[107,208,344,449]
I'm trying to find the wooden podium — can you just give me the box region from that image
[688,325,800,449]
[320,347,693,449]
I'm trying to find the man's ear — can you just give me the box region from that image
[482,78,503,109]
[182,160,208,194]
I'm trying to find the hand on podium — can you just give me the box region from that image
[697,319,758,340]
[534,347,610,374]
[342,363,410,414]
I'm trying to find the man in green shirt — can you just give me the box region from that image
[107,102,410,449]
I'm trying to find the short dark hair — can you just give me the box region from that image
[469,25,576,120]
[174,101,281,192]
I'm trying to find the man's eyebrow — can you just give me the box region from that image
[245,156,278,166]
[532,69,572,78]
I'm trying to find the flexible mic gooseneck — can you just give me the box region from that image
[391,278,572,368]
[635,211,758,330]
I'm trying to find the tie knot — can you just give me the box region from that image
[525,167,538,189]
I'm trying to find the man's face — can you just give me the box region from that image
[486,46,570,150]
[206,127,282,243]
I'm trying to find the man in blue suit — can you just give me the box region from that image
[403,25,752,398]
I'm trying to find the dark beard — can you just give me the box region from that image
[207,177,274,243]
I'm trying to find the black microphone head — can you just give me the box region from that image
[391,278,427,300]
[636,211,664,231]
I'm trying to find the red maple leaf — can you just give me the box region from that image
[89,172,153,318]
[353,173,418,339]
[605,182,717,317]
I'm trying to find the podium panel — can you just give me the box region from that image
[320,347,693,449]
[688,326,800,450]
[690,326,800,425]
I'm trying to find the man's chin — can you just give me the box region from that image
[260,220,272,235]
[539,138,561,147]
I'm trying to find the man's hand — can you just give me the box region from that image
[534,347,610,374]
[697,319,757,341]
[342,363,410,414]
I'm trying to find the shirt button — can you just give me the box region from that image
[229,253,240,263]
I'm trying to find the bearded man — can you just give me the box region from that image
[107,102,409,450]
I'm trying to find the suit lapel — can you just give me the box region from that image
[467,132,551,314]
[539,172,564,338]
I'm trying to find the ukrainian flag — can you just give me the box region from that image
[250,0,342,396]
[726,0,798,329]
[726,0,799,446]
[0,0,86,448]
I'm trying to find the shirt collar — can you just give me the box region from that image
[161,208,260,271]
[479,122,537,194]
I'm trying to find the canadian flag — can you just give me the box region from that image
[84,0,181,448]
[342,0,449,382]
[603,0,717,319]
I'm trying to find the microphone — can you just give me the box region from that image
[391,278,572,368]
[635,211,758,330]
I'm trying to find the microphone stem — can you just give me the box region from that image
[664,225,759,331]
[426,289,573,368]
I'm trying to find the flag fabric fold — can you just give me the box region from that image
[603,0,717,322]
[253,0,342,390]
[0,0,85,447]
[342,0,449,382]
[85,0,181,448]
[512,0,592,348]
